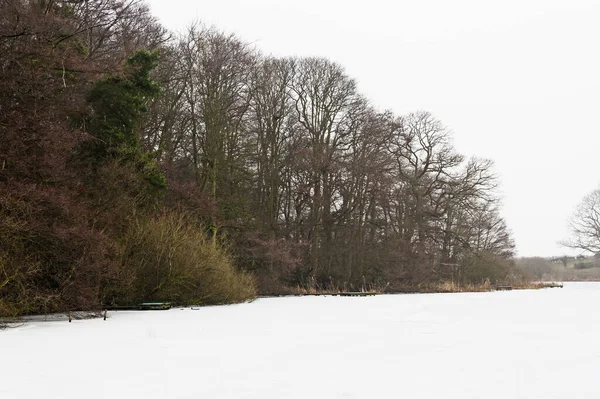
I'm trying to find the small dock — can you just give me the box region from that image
[139,302,172,310]
[541,282,563,288]
[291,292,379,297]
[105,302,172,311]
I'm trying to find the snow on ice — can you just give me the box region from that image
[2,283,600,398]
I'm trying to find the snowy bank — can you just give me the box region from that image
[2,283,599,399]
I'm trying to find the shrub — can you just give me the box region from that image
[111,213,256,306]
[0,180,120,318]
[460,251,528,286]
[574,261,597,270]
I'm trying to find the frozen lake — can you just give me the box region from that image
[2,283,600,399]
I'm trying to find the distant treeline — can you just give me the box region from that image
[0,0,522,317]
[518,256,600,281]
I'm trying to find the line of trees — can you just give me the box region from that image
[0,0,520,317]
[144,24,518,292]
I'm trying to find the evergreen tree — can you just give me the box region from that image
[86,50,166,192]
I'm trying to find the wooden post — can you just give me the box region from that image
[103,309,107,321]
[68,311,72,323]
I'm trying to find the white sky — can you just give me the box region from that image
[147,0,600,257]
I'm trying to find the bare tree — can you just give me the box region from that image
[248,57,296,234]
[289,57,362,274]
[564,188,600,253]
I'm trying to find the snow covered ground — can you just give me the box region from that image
[2,283,600,399]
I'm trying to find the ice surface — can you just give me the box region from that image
[2,283,600,399]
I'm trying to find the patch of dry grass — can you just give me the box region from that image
[111,212,256,306]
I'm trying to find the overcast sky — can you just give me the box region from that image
[147,0,600,257]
